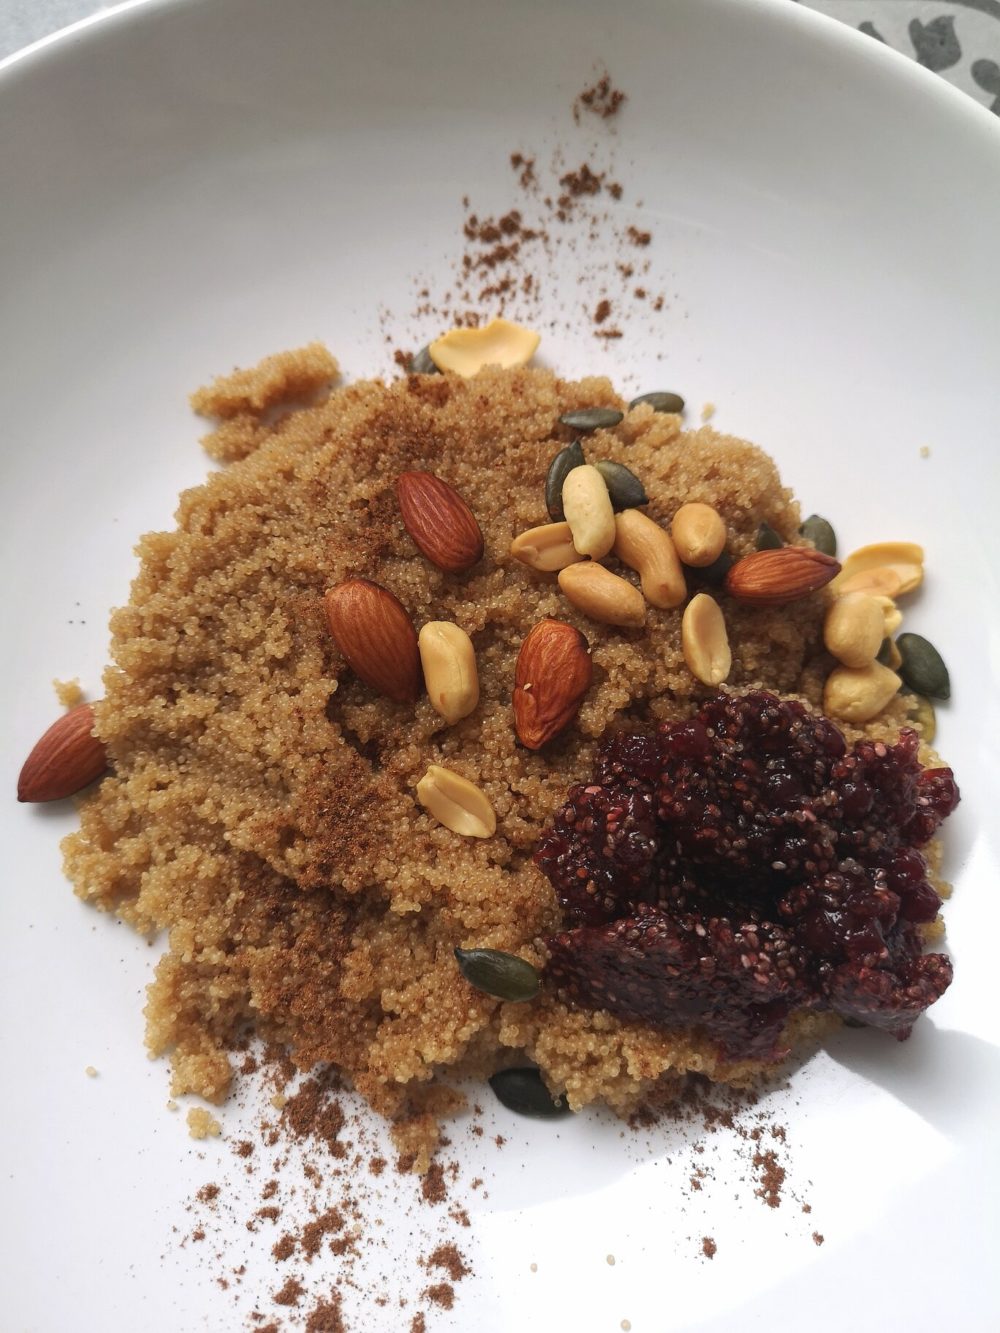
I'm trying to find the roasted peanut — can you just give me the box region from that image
[823,661,901,723]
[681,594,732,685]
[428,318,540,376]
[670,502,727,568]
[612,509,686,609]
[823,593,885,668]
[416,764,496,838]
[870,594,903,636]
[510,522,585,572]
[562,464,616,559]
[418,622,479,724]
[557,562,646,627]
[836,564,922,598]
[832,541,924,596]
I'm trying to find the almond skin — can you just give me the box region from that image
[513,619,592,750]
[324,577,422,702]
[18,702,108,802]
[724,546,840,607]
[396,470,484,573]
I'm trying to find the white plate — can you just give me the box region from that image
[2,1,999,1329]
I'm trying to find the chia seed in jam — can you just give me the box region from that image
[536,691,959,1062]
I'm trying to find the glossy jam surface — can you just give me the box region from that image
[537,691,959,1061]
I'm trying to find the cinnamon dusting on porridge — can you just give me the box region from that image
[52,343,955,1185]
[11,65,962,1333]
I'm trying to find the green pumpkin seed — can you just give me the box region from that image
[407,345,440,375]
[799,514,837,557]
[545,440,586,521]
[756,522,783,551]
[876,637,894,667]
[559,407,624,432]
[594,460,649,512]
[628,391,685,415]
[696,548,734,586]
[903,693,937,743]
[488,1067,571,1119]
[897,633,950,700]
[454,948,540,1003]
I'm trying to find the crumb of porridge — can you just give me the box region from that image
[84,1065,98,1077]
[191,343,339,463]
[187,1108,222,1140]
[920,445,931,458]
[701,401,716,422]
[54,678,84,708]
[64,349,940,1167]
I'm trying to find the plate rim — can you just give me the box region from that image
[2,0,1000,150]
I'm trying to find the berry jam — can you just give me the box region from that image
[536,691,959,1062]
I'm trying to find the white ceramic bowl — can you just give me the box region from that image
[2,1,998,1329]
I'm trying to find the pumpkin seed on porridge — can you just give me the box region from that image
[24,337,954,1170]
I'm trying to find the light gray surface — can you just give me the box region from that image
[1,0,111,56]
[2,0,1000,118]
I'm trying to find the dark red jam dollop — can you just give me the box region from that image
[536,691,959,1062]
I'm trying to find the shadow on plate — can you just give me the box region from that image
[822,1020,1000,1137]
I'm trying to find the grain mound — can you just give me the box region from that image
[62,349,914,1165]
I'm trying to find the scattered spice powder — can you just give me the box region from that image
[421,1162,447,1205]
[271,1234,296,1262]
[573,71,627,122]
[424,1283,455,1311]
[392,69,669,351]
[753,1149,786,1209]
[273,1276,305,1307]
[282,1075,347,1158]
[142,67,837,1332]
[426,1244,470,1282]
[304,1292,346,1332]
[560,163,605,197]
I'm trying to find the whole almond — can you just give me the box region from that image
[18,702,108,802]
[724,546,840,606]
[396,470,484,573]
[513,619,593,750]
[324,578,422,702]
